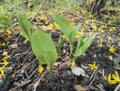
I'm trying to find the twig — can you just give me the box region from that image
[114,83,120,91]
[15,80,31,89]
[14,59,37,74]
[90,68,98,80]
[30,0,46,23]
[10,0,32,9]
[26,66,39,80]
[89,68,98,86]
[33,70,48,91]
[95,84,106,91]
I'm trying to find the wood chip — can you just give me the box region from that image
[74,85,86,91]
[10,44,18,49]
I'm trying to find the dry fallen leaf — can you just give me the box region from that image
[74,85,86,91]
[10,44,18,49]
[71,66,85,76]
[58,61,70,70]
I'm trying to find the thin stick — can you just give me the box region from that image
[33,70,48,91]
[30,0,46,23]
[114,83,120,91]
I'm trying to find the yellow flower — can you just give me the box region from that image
[98,38,103,47]
[108,45,116,54]
[107,71,120,84]
[51,29,55,32]
[109,27,116,32]
[23,39,28,44]
[88,62,98,70]
[0,68,5,77]
[101,25,107,28]
[107,37,113,42]
[98,28,104,33]
[70,61,76,67]
[61,35,67,39]
[84,20,90,25]
[2,52,11,60]
[48,23,53,30]
[92,24,97,31]
[38,66,44,74]
[54,22,60,29]
[45,20,49,25]
[109,55,113,60]
[0,43,5,46]
[0,60,9,67]
[6,28,11,35]
[75,29,84,38]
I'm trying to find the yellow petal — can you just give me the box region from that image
[38,66,44,74]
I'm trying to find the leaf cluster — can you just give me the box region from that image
[17,13,95,71]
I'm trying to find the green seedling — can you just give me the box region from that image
[31,30,58,71]
[53,15,78,54]
[54,15,96,61]
[17,13,57,71]
[73,34,96,61]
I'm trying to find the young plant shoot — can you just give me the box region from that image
[17,13,57,71]
[54,15,96,61]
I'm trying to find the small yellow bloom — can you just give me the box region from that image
[54,22,60,29]
[75,29,84,38]
[2,52,11,60]
[92,24,97,31]
[109,55,113,60]
[88,62,98,70]
[70,61,76,67]
[51,29,55,32]
[108,45,116,54]
[107,71,120,84]
[108,37,113,42]
[23,39,28,44]
[98,28,104,33]
[101,25,107,28]
[0,68,5,77]
[61,35,67,39]
[6,28,11,35]
[109,27,116,32]
[0,43,5,46]
[38,66,44,74]
[98,38,103,47]
[0,60,9,67]
[84,20,90,25]
[48,23,53,30]
[13,18,17,22]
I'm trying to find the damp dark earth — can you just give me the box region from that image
[0,0,120,91]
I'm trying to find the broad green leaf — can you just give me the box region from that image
[74,34,96,58]
[31,30,57,70]
[53,15,75,39]
[17,13,32,41]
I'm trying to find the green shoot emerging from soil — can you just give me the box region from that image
[53,15,96,61]
[17,13,57,71]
